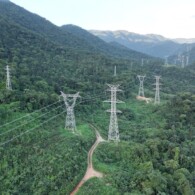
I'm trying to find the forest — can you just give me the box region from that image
[0,1,195,194]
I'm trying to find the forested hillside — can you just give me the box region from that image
[61,25,151,60]
[0,0,194,194]
[79,94,195,194]
[0,0,151,61]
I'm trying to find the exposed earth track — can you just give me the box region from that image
[70,125,105,195]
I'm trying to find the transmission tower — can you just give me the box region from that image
[137,75,145,97]
[104,84,124,142]
[154,76,161,104]
[60,91,80,133]
[6,65,12,90]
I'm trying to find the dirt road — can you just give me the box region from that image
[70,126,105,195]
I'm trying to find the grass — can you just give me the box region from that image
[59,122,96,142]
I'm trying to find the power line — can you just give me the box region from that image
[1,115,68,151]
[0,100,62,129]
[0,103,64,136]
[0,96,105,149]
[78,95,104,105]
[0,111,66,147]
[0,93,114,138]
[0,94,102,132]
[0,93,105,146]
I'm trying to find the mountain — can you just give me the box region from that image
[61,24,152,60]
[0,1,195,195]
[0,0,94,50]
[173,38,195,44]
[0,0,161,98]
[0,1,152,61]
[90,30,195,58]
[90,30,169,43]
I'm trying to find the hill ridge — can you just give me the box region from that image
[89,30,195,58]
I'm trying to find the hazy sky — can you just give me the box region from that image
[10,0,195,38]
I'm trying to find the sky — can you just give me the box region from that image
[10,0,195,38]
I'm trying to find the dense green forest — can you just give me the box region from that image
[0,1,194,194]
[78,93,195,195]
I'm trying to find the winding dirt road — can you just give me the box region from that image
[70,125,105,195]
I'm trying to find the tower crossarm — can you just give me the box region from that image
[106,109,122,113]
[137,75,145,81]
[106,84,122,91]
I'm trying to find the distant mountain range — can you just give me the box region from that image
[0,0,159,92]
[61,25,151,60]
[173,38,195,44]
[0,0,195,68]
[89,30,195,58]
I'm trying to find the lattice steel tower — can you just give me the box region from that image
[6,65,12,90]
[154,76,161,104]
[137,75,145,97]
[60,91,80,133]
[104,84,123,142]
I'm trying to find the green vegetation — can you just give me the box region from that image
[78,178,119,195]
[77,94,194,195]
[0,109,96,194]
[0,1,194,194]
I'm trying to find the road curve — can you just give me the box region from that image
[70,125,105,195]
